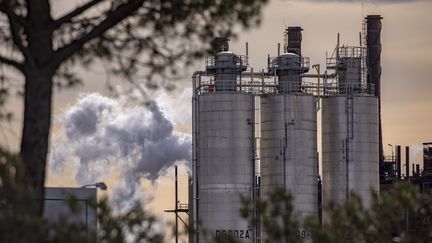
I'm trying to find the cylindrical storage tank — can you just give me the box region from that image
[322,96,379,218]
[260,94,318,240]
[197,92,255,242]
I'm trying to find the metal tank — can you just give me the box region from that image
[322,95,379,211]
[192,47,255,242]
[197,93,254,242]
[261,50,318,241]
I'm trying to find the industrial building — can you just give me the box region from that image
[44,187,98,230]
[189,15,383,243]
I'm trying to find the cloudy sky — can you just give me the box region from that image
[1,0,431,239]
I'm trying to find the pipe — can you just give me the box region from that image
[412,164,415,177]
[396,145,401,180]
[278,43,281,56]
[405,146,410,180]
[191,71,205,243]
[175,165,178,243]
[301,73,337,79]
[246,42,249,56]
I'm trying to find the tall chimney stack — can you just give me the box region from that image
[405,146,410,179]
[287,26,303,56]
[366,15,383,163]
[423,143,432,176]
[396,145,401,180]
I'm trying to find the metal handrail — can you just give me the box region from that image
[205,55,248,69]
[269,56,310,70]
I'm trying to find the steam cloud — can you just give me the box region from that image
[50,93,191,208]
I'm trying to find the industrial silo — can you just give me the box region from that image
[191,44,256,242]
[260,27,318,241]
[322,44,379,217]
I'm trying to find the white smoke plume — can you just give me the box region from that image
[49,93,191,208]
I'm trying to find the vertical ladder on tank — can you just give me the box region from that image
[345,67,355,202]
[345,98,354,201]
[361,20,368,90]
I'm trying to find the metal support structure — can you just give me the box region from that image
[164,166,189,243]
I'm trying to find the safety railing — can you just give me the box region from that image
[269,56,310,71]
[194,73,375,97]
[205,55,248,69]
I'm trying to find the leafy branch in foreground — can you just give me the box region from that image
[0,0,268,216]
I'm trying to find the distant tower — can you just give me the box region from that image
[365,15,385,177]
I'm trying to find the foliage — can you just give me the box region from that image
[241,187,301,243]
[306,182,432,243]
[241,184,432,243]
[0,0,268,89]
[0,148,164,242]
[2,145,432,242]
[0,0,268,217]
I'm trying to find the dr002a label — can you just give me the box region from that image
[215,229,250,239]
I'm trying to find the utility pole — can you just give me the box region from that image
[175,166,178,243]
[164,165,189,243]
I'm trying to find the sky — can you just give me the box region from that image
[1,0,432,240]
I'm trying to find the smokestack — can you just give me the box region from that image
[287,26,303,56]
[396,145,401,180]
[423,143,432,176]
[366,15,384,164]
[212,37,230,53]
[405,146,410,179]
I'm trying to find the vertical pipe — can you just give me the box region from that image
[278,43,281,56]
[191,71,204,243]
[250,95,256,243]
[175,165,178,243]
[267,54,270,70]
[412,164,415,177]
[366,15,383,165]
[337,33,340,60]
[246,42,249,57]
[287,26,303,56]
[405,146,410,180]
[396,145,401,180]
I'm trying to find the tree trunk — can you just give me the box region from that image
[19,0,55,216]
[20,68,53,216]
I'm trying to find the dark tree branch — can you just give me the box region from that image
[53,0,104,29]
[1,3,32,67]
[52,0,145,68]
[0,54,24,71]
